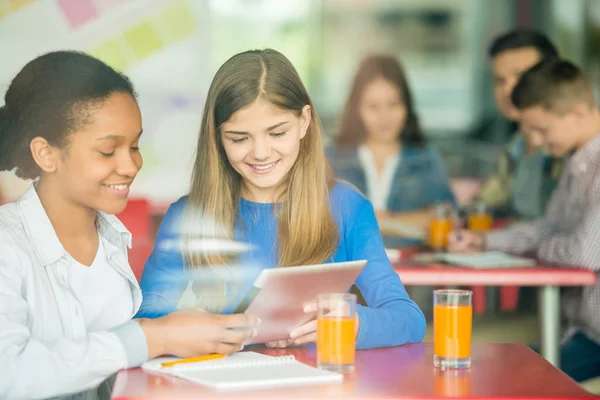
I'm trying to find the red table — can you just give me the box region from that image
[390,249,597,368]
[111,343,595,399]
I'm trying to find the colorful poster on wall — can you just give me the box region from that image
[0,0,210,206]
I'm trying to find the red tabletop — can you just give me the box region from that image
[111,343,595,399]
[394,263,597,286]
[389,248,597,287]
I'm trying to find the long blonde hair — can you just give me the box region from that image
[183,49,338,305]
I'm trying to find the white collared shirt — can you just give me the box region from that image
[357,145,400,211]
[0,185,147,399]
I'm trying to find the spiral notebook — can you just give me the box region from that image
[141,352,343,391]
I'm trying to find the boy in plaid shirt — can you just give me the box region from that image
[449,59,600,383]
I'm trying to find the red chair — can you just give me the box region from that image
[472,286,487,315]
[117,198,152,281]
[500,286,520,311]
[471,286,520,314]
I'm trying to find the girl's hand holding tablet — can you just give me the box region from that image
[265,301,360,348]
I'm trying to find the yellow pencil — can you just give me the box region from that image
[161,353,226,368]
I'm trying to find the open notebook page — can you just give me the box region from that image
[142,351,343,391]
[440,251,536,268]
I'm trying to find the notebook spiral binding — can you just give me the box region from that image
[171,355,297,371]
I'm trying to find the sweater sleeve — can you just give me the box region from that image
[347,199,426,349]
[136,199,189,319]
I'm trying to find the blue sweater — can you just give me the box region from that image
[136,182,426,349]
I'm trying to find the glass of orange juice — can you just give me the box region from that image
[433,289,472,369]
[317,293,357,373]
[467,201,493,232]
[428,204,454,251]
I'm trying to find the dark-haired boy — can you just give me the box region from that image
[478,29,562,220]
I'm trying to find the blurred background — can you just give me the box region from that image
[1,0,599,208]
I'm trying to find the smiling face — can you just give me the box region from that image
[52,92,143,214]
[519,104,582,157]
[219,99,311,202]
[492,47,542,121]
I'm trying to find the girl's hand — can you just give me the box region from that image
[285,302,361,346]
[138,310,260,359]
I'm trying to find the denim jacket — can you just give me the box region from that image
[327,144,455,248]
[327,144,456,212]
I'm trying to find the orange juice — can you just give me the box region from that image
[468,213,493,232]
[317,316,356,365]
[433,304,472,359]
[428,218,452,249]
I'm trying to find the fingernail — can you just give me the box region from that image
[290,331,297,339]
[303,306,311,312]
[252,329,258,338]
[239,344,245,351]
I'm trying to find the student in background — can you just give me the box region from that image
[137,49,426,350]
[327,55,455,247]
[0,51,257,400]
[477,30,562,220]
[448,59,600,383]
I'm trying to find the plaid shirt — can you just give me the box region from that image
[486,133,600,345]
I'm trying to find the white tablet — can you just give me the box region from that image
[234,260,367,345]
